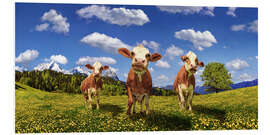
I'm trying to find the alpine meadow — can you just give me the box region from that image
[15,3,258,133]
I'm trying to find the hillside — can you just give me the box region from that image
[15,82,257,133]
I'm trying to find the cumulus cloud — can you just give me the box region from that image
[157,6,215,16]
[141,40,160,52]
[123,73,128,78]
[15,49,39,64]
[76,56,117,65]
[226,59,249,70]
[156,74,169,82]
[175,29,217,51]
[80,32,132,53]
[239,73,255,81]
[165,45,184,60]
[50,55,68,65]
[76,5,150,26]
[231,24,246,31]
[226,7,237,17]
[36,9,70,34]
[231,20,257,33]
[247,20,258,33]
[155,60,170,68]
[35,23,49,31]
[149,67,154,72]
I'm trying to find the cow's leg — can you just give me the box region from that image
[88,88,93,110]
[84,95,88,108]
[139,96,144,114]
[178,84,186,110]
[96,89,101,110]
[127,87,133,115]
[145,95,150,115]
[132,95,136,114]
[188,88,194,111]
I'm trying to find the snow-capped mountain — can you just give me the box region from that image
[15,66,27,72]
[71,66,91,76]
[103,68,119,81]
[34,61,63,73]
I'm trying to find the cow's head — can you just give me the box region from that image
[118,44,162,72]
[85,61,109,77]
[181,51,204,74]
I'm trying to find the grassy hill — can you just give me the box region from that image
[15,82,258,133]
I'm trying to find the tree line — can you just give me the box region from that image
[15,70,175,96]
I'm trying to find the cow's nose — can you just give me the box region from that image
[135,58,145,64]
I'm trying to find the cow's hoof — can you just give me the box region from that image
[133,111,136,114]
[126,111,131,115]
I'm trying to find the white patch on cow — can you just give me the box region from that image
[184,51,198,71]
[132,45,150,60]
[92,61,102,74]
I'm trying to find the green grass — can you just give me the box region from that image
[15,82,258,133]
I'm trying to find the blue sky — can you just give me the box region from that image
[15,3,258,86]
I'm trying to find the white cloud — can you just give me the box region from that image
[76,5,150,26]
[239,73,255,81]
[247,20,258,33]
[165,45,184,60]
[175,29,217,51]
[231,24,246,31]
[141,40,160,52]
[231,20,257,33]
[149,67,154,72]
[15,49,39,64]
[226,59,249,70]
[38,9,70,34]
[50,55,68,65]
[76,56,117,65]
[80,32,132,53]
[226,7,237,17]
[35,23,49,31]
[256,56,258,59]
[178,61,185,66]
[157,6,215,16]
[155,60,170,68]
[156,75,169,82]
[123,73,128,78]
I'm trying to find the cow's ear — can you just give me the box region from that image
[198,61,204,67]
[150,53,162,62]
[85,64,94,70]
[118,48,131,58]
[181,56,188,62]
[102,65,109,70]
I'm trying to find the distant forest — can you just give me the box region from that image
[15,70,176,96]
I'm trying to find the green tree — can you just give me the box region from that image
[201,62,233,93]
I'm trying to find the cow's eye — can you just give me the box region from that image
[145,53,150,58]
[131,52,135,57]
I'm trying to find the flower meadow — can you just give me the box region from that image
[15,82,257,133]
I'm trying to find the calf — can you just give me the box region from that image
[118,44,162,115]
[80,61,109,110]
[173,51,204,111]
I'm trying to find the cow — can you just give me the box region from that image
[118,44,162,115]
[80,61,109,110]
[173,51,204,111]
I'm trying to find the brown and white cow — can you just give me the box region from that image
[173,51,204,111]
[118,44,162,115]
[80,61,109,110]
